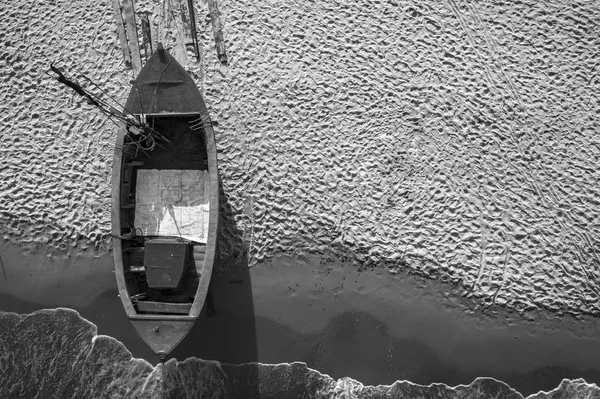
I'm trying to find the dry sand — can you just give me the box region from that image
[1,0,599,319]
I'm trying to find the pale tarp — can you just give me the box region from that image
[134,169,210,243]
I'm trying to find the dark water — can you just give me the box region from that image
[1,241,600,397]
[1,300,599,398]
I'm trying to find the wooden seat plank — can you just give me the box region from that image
[136,301,192,315]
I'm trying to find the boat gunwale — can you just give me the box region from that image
[111,130,137,316]
[190,112,218,317]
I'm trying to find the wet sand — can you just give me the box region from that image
[1,239,600,396]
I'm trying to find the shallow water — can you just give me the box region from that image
[1,240,600,397]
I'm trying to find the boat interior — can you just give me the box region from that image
[117,115,210,315]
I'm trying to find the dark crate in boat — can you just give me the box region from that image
[143,239,190,289]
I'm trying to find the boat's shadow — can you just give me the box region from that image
[169,178,259,393]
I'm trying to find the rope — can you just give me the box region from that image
[123,125,157,154]
[51,60,182,165]
[50,62,167,157]
[75,70,136,117]
[112,227,144,240]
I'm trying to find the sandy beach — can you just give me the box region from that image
[1,0,599,396]
[1,0,599,316]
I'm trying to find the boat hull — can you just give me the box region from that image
[111,47,219,359]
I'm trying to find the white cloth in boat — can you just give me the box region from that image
[134,169,210,243]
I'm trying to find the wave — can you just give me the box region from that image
[0,308,597,398]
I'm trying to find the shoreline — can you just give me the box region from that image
[0,238,114,308]
[1,240,600,395]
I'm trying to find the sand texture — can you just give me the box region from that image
[0,0,129,253]
[1,308,599,398]
[1,0,599,316]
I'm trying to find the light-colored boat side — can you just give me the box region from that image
[111,130,136,316]
[191,119,219,318]
[111,46,219,358]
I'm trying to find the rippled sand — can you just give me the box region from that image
[1,0,599,319]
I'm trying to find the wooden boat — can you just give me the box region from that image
[111,45,218,360]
